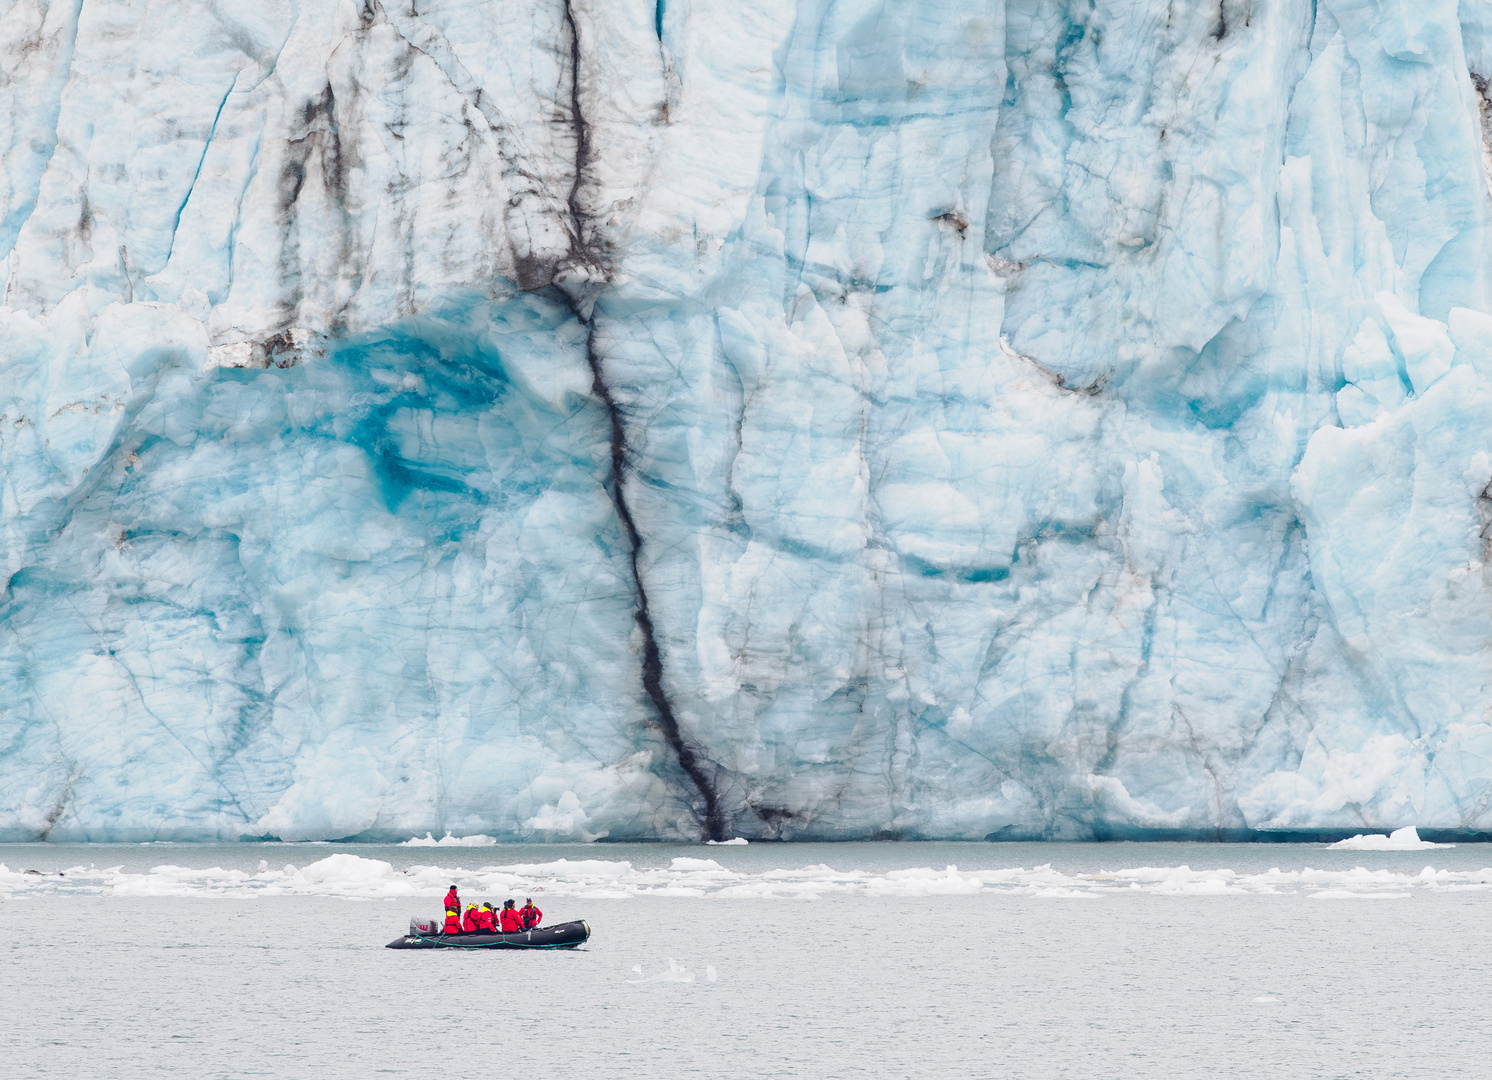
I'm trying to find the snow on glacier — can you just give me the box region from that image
[2,0,1492,841]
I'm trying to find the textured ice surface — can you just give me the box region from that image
[400,832,499,848]
[1329,826,1449,850]
[3,850,1491,900]
[3,1,1492,840]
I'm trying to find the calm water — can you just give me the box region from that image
[3,842,1489,1078]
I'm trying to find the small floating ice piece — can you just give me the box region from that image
[628,958,696,984]
[705,837,749,845]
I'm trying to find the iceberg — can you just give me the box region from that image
[1328,826,1451,851]
[2,0,1492,841]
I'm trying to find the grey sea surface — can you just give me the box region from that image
[3,841,1489,1078]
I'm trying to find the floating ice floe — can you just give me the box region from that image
[3,855,1491,901]
[629,959,702,984]
[400,833,499,847]
[1328,827,1451,851]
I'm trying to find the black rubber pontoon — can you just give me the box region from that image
[386,920,590,950]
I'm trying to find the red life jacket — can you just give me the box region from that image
[462,907,481,932]
[499,908,524,932]
[477,908,495,932]
[443,909,461,934]
[443,889,460,913]
[519,903,542,929]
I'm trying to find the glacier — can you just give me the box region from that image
[2,0,1492,841]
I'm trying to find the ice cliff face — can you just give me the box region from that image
[3,0,1492,841]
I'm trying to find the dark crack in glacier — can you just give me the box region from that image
[554,0,725,841]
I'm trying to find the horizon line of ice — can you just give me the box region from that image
[2,853,1489,901]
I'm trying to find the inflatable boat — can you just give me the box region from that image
[386,917,590,950]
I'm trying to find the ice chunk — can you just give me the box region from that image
[628,959,696,984]
[400,833,499,848]
[3,855,1491,900]
[1338,319,1404,421]
[297,854,398,886]
[1375,294,1455,395]
[1329,827,1450,850]
[524,792,609,843]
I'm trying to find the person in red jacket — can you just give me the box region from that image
[442,886,462,934]
[461,904,481,933]
[498,899,523,932]
[518,898,542,930]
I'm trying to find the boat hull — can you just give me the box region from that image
[386,919,590,950]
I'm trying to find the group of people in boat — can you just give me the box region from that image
[442,886,541,934]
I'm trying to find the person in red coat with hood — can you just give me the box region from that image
[518,898,542,929]
[478,903,497,931]
[499,899,524,932]
[442,886,462,934]
[461,904,482,933]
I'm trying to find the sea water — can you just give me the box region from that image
[3,841,1489,1078]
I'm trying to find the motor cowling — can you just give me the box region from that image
[409,915,441,936]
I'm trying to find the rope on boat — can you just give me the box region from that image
[410,933,580,949]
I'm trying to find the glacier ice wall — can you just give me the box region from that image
[3,0,1492,840]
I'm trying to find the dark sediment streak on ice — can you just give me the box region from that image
[554,0,726,841]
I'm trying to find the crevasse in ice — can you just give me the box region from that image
[2,0,1491,840]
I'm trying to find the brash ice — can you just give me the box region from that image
[2,0,1492,841]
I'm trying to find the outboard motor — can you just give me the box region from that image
[409,915,441,936]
